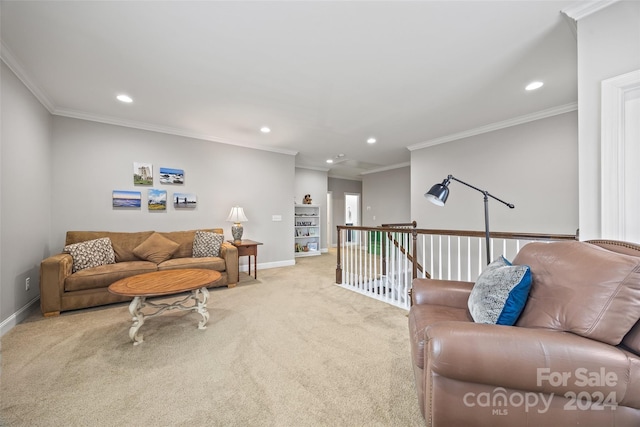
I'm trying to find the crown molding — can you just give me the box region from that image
[327,173,363,182]
[54,108,299,156]
[0,41,298,156]
[360,162,410,175]
[407,102,578,151]
[295,165,331,172]
[1,41,56,113]
[561,1,620,21]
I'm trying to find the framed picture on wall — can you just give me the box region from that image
[133,162,153,185]
[112,190,141,208]
[159,167,184,184]
[173,193,197,209]
[148,189,167,211]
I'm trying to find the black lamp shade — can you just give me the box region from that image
[425,181,449,206]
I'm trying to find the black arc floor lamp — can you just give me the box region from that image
[425,175,515,265]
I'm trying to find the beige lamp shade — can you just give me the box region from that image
[226,206,248,223]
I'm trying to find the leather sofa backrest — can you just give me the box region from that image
[513,240,640,346]
[622,320,640,356]
[589,240,640,356]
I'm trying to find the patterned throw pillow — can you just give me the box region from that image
[63,237,116,273]
[467,256,532,326]
[192,231,224,258]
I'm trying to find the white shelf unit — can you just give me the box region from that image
[295,204,321,257]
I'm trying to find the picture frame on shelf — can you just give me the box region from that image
[307,242,318,251]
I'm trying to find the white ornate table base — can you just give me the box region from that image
[127,287,210,345]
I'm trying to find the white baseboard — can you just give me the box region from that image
[1,296,39,337]
[239,259,296,272]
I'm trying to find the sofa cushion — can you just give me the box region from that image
[63,237,116,273]
[133,232,180,264]
[514,241,640,345]
[192,231,224,257]
[467,256,532,325]
[158,256,226,272]
[64,261,158,292]
[66,231,154,262]
[157,230,197,258]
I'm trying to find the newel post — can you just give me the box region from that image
[336,226,342,284]
[412,221,418,280]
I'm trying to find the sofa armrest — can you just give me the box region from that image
[424,321,640,407]
[220,242,238,285]
[39,253,73,316]
[411,278,473,309]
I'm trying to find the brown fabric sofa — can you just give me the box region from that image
[39,229,238,316]
[408,240,640,426]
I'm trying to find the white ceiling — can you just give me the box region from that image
[1,1,577,179]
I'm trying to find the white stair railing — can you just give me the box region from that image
[336,225,576,310]
[336,224,417,309]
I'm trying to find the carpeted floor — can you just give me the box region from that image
[0,251,423,426]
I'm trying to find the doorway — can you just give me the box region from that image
[345,193,360,243]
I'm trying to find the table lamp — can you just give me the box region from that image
[226,206,248,242]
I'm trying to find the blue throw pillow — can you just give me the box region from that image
[468,256,532,326]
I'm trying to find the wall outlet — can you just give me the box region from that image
[25,277,30,291]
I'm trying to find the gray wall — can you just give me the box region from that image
[1,62,52,331]
[411,111,578,235]
[362,166,410,226]
[50,116,296,268]
[328,177,362,246]
[577,1,640,240]
[1,60,303,331]
[294,167,328,251]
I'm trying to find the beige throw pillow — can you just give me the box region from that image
[133,232,180,264]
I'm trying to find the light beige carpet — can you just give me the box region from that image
[1,252,423,426]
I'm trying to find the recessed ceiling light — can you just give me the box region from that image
[326,159,334,164]
[116,94,133,103]
[260,127,271,133]
[525,81,544,91]
[367,137,376,144]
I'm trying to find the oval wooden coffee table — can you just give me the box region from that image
[108,269,222,345]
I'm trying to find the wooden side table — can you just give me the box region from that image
[228,240,263,279]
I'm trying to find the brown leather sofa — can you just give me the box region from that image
[39,229,238,316]
[408,240,640,426]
